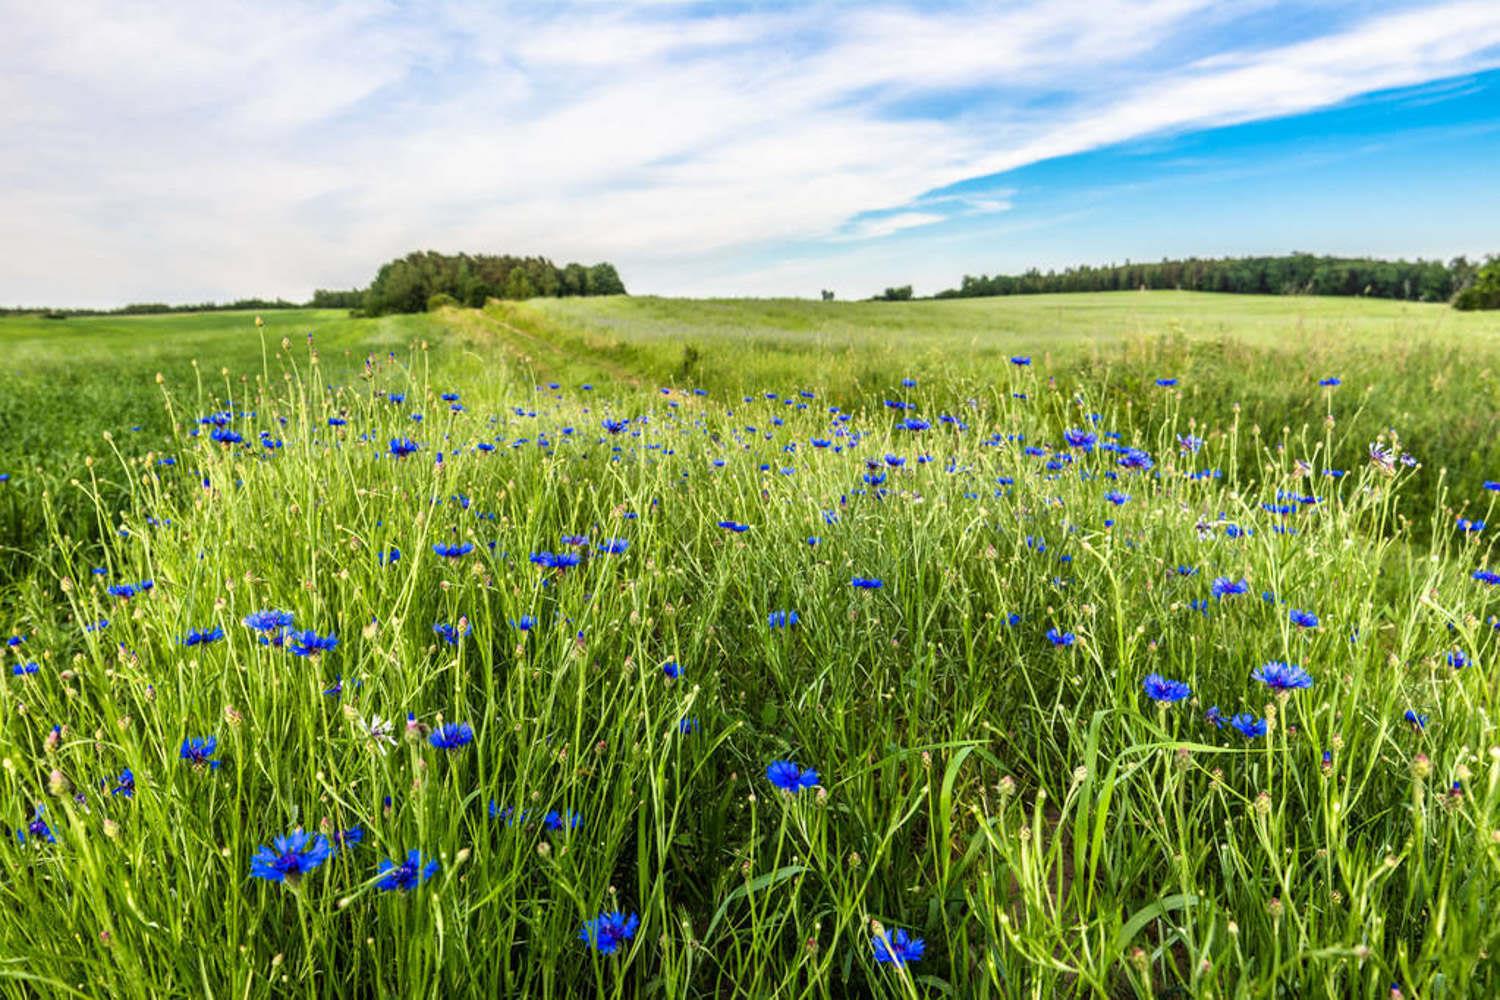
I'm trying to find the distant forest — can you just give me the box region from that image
[926,253,1493,305]
[1,250,628,317]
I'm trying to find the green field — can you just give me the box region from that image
[1,294,1498,997]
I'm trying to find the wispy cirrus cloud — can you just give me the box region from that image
[1,0,1498,304]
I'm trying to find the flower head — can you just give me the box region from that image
[579,911,639,955]
[1143,674,1191,703]
[429,722,474,750]
[179,736,221,770]
[766,759,819,793]
[250,829,331,883]
[1252,660,1313,691]
[376,849,439,891]
[873,927,926,966]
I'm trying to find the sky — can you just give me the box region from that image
[2,0,1499,307]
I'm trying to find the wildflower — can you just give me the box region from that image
[678,717,700,735]
[512,615,538,632]
[183,628,225,647]
[287,630,337,657]
[110,768,135,797]
[12,661,38,676]
[1210,577,1249,599]
[1178,434,1204,453]
[1045,628,1075,647]
[1457,518,1485,534]
[1155,378,1178,387]
[1252,660,1313,691]
[543,810,582,831]
[351,712,397,753]
[1063,429,1097,450]
[601,418,629,434]
[18,806,55,845]
[1288,609,1319,628]
[250,829,332,883]
[433,621,471,645]
[851,577,884,589]
[1010,356,1031,366]
[1205,706,1225,729]
[1230,713,1268,738]
[767,610,800,629]
[179,736,222,770]
[429,722,474,750]
[579,911,639,955]
[661,660,681,680]
[332,827,364,851]
[1475,569,1500,586]
[766,760,819,793]
[432,542,475,559]
[376,849,439,891]
[1446,650,1470,669]
[597,538,629,555]
[717,520,750,533]
[873,927,925,966]
[1117,448,1153,471]
[1104,490,1130,506]
[388,437,419,459]
[1404,710,1428,731]
[244,609,294,632]
[378,547,401,565]
[1143,674,1191,703]
[1319,376,1341,387]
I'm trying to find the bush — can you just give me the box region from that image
[427,292,459,311]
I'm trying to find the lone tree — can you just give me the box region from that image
[1453,256,1500,310]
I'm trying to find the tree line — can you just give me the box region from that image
[928,253,1495,306]
[2,250,628,318]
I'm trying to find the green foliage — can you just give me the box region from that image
[426,292,459,311]
[1,299,1499,996]
[1452,257,1500,310]
[935,252,1468,303]
[876,285,913,301]
[363,251,626,316]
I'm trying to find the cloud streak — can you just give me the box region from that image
[1,0,1498,304]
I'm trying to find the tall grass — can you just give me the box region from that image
[0,310,1496,997]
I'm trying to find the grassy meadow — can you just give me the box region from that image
[0,293,1498,998]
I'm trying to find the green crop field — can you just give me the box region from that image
[1,293,1499,998]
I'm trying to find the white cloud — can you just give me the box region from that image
[0,0,1498,304]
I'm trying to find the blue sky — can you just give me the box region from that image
[2,1,1499,305]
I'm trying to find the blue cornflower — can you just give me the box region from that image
[601,418,629,434]
[250,829,332,883]
[182,628,225,647]
[512,615,538,632]
[433,620,471,645]
[1155,377,1178,387]
[1319,376,1341,387]
[1288,609,1319,628]
[1010,356,1031,366]
[107,582,140,599]
[433,542,475,559]
[873,927,926,966]
[766,760,819,793]
[851,577,884,589]
[1045,628,1076,647]
[1404,710,1428,730]
[1117,448,1153,471]
[1230,713,1268,738]
[12,661,38,676]
[717,520,750,533]
[376,849,439,891]
[378,547,401,565]
[1447,650,1470,669]
[579,911,639,955]
[388,437,418,458]
[543,809,582,831]
[662,660,681,680]
[1063,428,1097,450]
[331,827,364,851]
[1104,490,1130,506]
[1475,569,1500,586]
[767,609,800,629]
[244,609,294,632]
[1457,518,1485,534]
[597,538,629,554]
[1210,577,1249,599]
[18,806,55,845]
[429,722,474,750]
[287,630,337,657]
[1143,674,1191,703]
[678,717,701,735]
[1252,660,1314,691]
[179,736,221,770]
[110,768,135,797]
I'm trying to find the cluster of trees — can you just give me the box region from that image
[1453,257,1500,310]
[930,254,1487,304]
[362,251,626,315]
